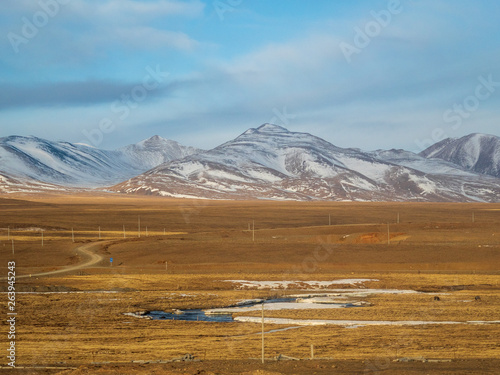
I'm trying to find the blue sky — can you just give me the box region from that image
[1,0,500,152]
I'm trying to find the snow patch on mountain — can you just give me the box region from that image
[0,135,199,189]
[110,124,500,202]
[117,135,200,171]
[420,133,500,178]
[2,126,500,202]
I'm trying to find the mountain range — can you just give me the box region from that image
[1,125,500,202]
[420,133,500,178]
[0,135,199,189]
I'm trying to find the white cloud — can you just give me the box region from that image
[0,0,204,65]
[2,0,500,152]
[223,33,344,80]
[67,0,204,51]
[109,27,198,51]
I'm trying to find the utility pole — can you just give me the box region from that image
[41,230,44,247]
[329,214,331,226]
[138,216,141,238]
[123,225,126,238]
[98,226,101,240]
[387,223,390,245]
[253,220,255,242]
[261,303,265,364]
[72,227,75,243]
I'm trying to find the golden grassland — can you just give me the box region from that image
[0,193,499,374]
[11,274,500,363]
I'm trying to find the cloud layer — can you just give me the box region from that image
[1,0,499,151]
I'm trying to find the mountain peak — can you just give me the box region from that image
[257,123,290,132]
[420,132,500,178]
[148,135,164,141]
[465,133,499,141]
[141,135,166,144]
[242,123,290,136]
[3,130,500,201]
[133,135,173,149]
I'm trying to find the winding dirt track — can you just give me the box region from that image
[15,241,105,279]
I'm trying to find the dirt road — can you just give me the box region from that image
[14,241,105,279]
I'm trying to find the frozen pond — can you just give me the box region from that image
[147,309,233,322]
[143,296,362,322]
[125,281,500,328]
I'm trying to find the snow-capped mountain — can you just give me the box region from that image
[0,171,74,194]
[420,133,500,178]
[0,135,199,189]
[371,149,477,177]
[117,135,199,171]
[2,126,500,202]
[111,124,500,202]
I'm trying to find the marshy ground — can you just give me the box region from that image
[0,194,499,374]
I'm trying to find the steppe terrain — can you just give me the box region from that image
[0,194,499,374]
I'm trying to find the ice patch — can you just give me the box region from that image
[234,317,500,327]
[205,301,349,315]
[223,279,378,290]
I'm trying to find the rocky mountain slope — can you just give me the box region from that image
[2,126,499,202]
[111,124,500,202]
[0,135,199,189]
[420,133,500,178]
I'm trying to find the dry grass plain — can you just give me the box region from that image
[0,193,499,374]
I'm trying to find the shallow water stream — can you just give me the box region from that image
[145,296,356,322]
[147,309,233,322]
[130,287,500,327]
